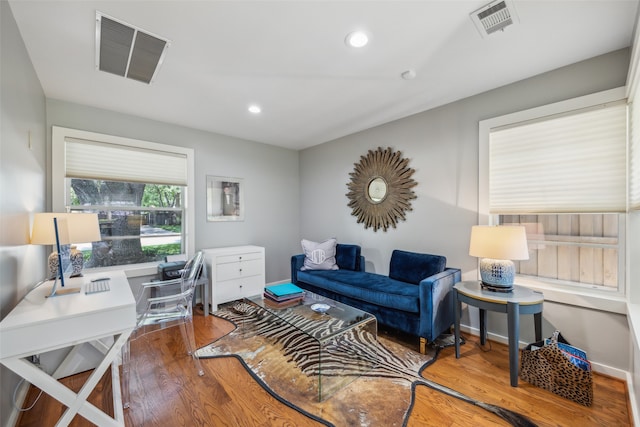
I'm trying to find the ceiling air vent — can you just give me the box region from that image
[95,12,170,84]
[470,0,519,38]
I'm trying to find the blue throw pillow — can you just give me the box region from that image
[336,244,361,271]
[389,250,446,284]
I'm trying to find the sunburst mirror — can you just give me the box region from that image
[346,147,417,232]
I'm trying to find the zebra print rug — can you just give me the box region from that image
[196,301,535,427]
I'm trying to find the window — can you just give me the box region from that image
[479,88,627,295]
[630,96,640,211]
[52,127,195,270]
[68,180,183,267]
[499,213,621,290]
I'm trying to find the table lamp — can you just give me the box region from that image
[469,225,529,292]
[66,213,101,276]
[31,213,71,279]
[31,213,101,278]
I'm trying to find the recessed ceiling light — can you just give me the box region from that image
[248,104,261,114]
[345,31,369,48]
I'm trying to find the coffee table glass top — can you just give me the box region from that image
[244,291,378,401]
[245,292,376,341]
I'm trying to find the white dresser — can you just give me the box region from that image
[203,245,265,311]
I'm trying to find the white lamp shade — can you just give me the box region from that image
[31,213,100,245]
[66,213,101,243]
[30,213,71,245]
[469,225,529,261]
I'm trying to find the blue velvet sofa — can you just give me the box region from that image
[291,244,461,353]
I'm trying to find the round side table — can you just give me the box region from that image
[453,280,544,387]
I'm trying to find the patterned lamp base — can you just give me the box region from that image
[48,246,85,278]
[47,251,59,278]
[479,258,515,292]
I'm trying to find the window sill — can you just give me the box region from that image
[83,262,159,279]
[516,277,627,315]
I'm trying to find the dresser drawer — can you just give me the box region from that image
[216,258,263,282]
[216,276,264,304]
[216,251,263,265]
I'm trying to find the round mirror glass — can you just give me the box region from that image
[367,177,388,203]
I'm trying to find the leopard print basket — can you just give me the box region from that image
[520,336,593,406]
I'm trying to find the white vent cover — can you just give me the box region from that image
[470,0,519,37]
[95,12,170,84]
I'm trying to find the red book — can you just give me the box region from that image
[263,294,303,309]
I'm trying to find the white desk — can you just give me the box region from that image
[0,271,136,426]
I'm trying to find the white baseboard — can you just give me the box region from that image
[627,371,639,427]
[458,325,629,380]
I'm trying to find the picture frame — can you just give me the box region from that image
[207,176,244,221]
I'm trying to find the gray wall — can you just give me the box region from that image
[1,4,300,422]
[299,48,631,371]
[1,1,636,421]
[45,100,300,283]
[1,2,48,426]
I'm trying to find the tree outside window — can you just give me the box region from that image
[69,179,184,268]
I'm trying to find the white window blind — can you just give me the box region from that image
[489,102,627,213]
[631,100,640,210]
[65,137,188,186]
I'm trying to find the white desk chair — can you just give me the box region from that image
[122,251,205,409]
[161,253,210,315]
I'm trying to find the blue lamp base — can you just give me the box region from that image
[479,258,515,292]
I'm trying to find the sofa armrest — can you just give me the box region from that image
[291,254,305,283]
[418,267,462,342]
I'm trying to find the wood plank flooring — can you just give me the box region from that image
[15,305,633,426]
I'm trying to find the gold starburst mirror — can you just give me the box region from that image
[346,147,417,232]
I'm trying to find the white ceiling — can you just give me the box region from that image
[8,0,639,150]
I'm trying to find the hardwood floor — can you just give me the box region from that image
[15,306,633,426]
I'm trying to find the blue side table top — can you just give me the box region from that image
[454,281,544,306]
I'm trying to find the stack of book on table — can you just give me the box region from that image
[264,283,304,308]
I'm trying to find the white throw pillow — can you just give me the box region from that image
[300,238,339,271]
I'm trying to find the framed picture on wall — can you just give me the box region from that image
[207,176,244,221]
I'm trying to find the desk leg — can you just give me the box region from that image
[534,312,542,342]
[479,308,487,345]
[507,301,520,387]
[61,331,130,426]
[454,291,461,359]
[111,359,125,423]
[3,331,131,427]
[204,280,210,316]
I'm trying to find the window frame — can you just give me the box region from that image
[478,87,628,314]
[52,126,195,276]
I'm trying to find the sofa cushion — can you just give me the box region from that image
[336,244,361,271]
[300,238,339,271]
[389,250,446,285]
[297,269,420,313]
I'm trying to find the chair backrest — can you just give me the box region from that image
[180,251,205,295]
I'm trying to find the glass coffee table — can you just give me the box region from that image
[244,292,378,401]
